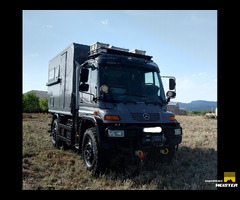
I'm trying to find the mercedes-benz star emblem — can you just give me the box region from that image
[143,113,150,120]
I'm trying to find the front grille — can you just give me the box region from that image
[131,113,160,121]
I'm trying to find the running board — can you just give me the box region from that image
[58,135,71,144]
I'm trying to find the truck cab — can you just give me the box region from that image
[47,42,182,174]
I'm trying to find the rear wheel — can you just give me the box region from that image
[51,119,59,147]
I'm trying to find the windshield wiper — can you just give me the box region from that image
[122,93,147,98]
[122,93,163,106]
[123,100,137,104]
[145,101,160,105]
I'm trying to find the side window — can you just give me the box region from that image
[55,65,60,79]
[154,72,161,96]
[49,68,54,80]
[48,66,60,81]
[90,68,98,98]
[145,72,153,84]
[82,68,91,102]
[144,71,161,97]
[80,65,98,104]
[154,72,159,86]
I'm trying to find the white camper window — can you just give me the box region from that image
[49,68,54,80]
[55,66,60,79]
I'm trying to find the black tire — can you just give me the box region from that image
[82,127,109,175]
[51,119,59,147]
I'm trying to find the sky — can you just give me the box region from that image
[23,10,217,103]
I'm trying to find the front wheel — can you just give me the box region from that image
[82,127,109,175]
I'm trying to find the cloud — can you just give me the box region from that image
[100,19,108,25]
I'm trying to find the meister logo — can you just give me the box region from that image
[224,172,236,183]
[215,172,238,188]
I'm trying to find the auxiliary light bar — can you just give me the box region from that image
[90,42,146,55]
[90,42,109,51]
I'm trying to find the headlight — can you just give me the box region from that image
[108,130,124,137]
[174,128,181,135]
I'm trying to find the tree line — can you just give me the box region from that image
[22,92,48,113]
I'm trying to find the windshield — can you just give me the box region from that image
[99,64,166,105]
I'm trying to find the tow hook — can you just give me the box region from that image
[135,150,147,161]
[135,150,148,170]
[160,148,169,154]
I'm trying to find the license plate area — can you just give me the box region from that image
[142,127,162,133]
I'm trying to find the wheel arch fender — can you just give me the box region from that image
[51,113,60,130]
[79,116,105,149]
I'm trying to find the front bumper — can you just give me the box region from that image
[101,123,182,152]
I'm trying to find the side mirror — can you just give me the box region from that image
[169,78,176,90]
[79,83,89,92]
[161,76,177,103]
[80,68,89,83]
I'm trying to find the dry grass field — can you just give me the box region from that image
[22,113,217,190]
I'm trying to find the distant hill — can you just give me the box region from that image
[24,90,47,100]
[24,90,216,111]
[178,100,217,111]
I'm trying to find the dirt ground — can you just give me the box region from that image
[22,113,217,190]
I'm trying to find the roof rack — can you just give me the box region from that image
[88,42,152,60]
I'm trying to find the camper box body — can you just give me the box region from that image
[46,42,182,174]
[46,43,90,115]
